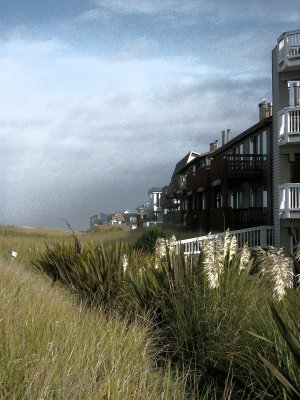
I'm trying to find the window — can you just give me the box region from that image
[250,186,267,207]
[262,131,267,154]
[250,131,267,155]
[230,191,243,209]
[198,192,206,210]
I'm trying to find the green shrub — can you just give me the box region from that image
[134,225,169,253]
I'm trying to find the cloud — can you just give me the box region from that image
[80,0,300,26]
[0,34,272,229]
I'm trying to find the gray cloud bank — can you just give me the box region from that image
[0,29,273,229]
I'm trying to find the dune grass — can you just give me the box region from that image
[3,225,300,399]
[0,225,140,266]
[31,231,300,399]
[0,260,189,399]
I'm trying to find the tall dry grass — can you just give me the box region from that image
[0,261,189,399]
[3,225,300,399]
[0,224,140,265]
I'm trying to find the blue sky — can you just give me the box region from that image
[1,0,300,229]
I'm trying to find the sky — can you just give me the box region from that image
[1,1,300,230]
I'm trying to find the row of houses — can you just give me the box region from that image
[148,29,300,252]
[90,29,300,252]
[90,187,163,230]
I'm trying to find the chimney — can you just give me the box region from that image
[209,141,218,152]
[221,130,226,146]
[293,82,300,106]
[227,129,231,142]
[266,102,273,117]
[258,100,267,121]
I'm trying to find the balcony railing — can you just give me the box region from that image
[278,30,300,71]
[176,225,274,255]
[279,183,300,218]
[186,210,209,232]
[168,175,186,194]
[279,107,300,144]
[186,166,210,191]
[210,154,265,181]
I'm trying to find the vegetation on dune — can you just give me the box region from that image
[0,224,140,265]
[0,261,189,399]
[2,225,300,398]
[134,225,169,253]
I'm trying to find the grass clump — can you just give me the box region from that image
[134,225,169,254]
[0,261,189,399]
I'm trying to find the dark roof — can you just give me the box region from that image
[172,150,200,176]
[212,116,272,157]
[148,187,162,194]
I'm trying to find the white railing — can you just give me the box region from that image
[278,107,300,143]
[279,183,300,218]
[176,226,274,255]
[278,30,300,70]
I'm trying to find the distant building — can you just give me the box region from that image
[90,209,139,230]
[147,187,163,222]
[90,212,109,228]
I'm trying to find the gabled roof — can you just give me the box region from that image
[113,213,126,222]
[172,150,200,176]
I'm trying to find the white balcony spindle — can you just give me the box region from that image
[176,226,274,255]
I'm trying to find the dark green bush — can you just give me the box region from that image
[134,225,169,253]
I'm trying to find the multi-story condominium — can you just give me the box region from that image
[162,151,202,226]
[273,30,300,252]
[184,117,273,235]
[162,29,300,250]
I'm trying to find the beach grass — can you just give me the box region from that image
[0,260,189,399]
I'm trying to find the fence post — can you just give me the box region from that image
[260,227,267,248]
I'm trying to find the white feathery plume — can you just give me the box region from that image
[258,246,293,301]
[155,238,167,259]
[203,234,224,289]
[269,247,293,302]
[167,234,177,256]
[121,254,128,273]
[229,234,237,261]
[239,243,251,272]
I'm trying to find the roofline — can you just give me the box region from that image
[211,116,272,157]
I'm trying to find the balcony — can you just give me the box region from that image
[163,210,184,225]
[168,175,186,194]
[279,183,300,218]
[210,155,265,182]
[186,211,209,232]
[279,107,300,144]
[186,166,210,191]
[278,30,300,72]
[210,207,268,231]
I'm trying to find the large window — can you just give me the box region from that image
[198,192,206,210]
[250,131,267,155]
[230,191,243,209]
[250,186,268,207]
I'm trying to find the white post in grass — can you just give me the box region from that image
[11,251,17,262]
